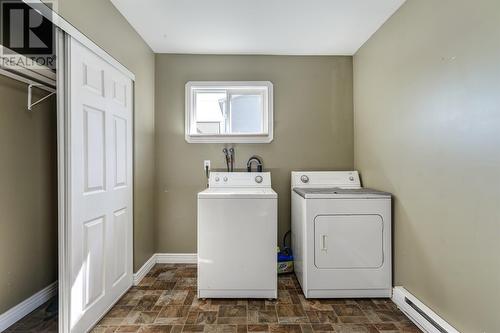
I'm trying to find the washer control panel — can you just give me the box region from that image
[210,172,272,187]
[291,171,361,189]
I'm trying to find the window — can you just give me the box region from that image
[185,81,273,143]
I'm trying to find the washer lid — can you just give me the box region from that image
[198,187,278,199]
[293,187,391,199]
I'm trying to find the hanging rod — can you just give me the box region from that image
[0,46,56,110]
[0,68,55,93]
[0,68,56,111]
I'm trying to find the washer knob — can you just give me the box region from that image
[300,175,309,183]
[255,175,263,183]
[215,177,220,182]
[349,176,355,181]
[223,176,228,182]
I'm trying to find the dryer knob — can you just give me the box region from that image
[300,175,309,183]
[255,175,263,183]
[349,176,355,181]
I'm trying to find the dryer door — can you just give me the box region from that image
[314,215,384,269]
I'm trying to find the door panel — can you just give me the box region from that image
[113,116,127,188]
[83,106,106,193]
[112,80,127,106]
[82,216,105,308]
[82,63,104,96]
[68,35,133,332]
[112,208,128,285]
[314,215,383,269]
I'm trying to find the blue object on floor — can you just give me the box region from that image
[277,248,294,274]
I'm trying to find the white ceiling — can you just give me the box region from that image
[111,0,405,55]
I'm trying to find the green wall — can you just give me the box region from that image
[354,0,500,331]
[155,54,354,253]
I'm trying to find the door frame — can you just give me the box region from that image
[23,0,135,81]
[56,27,69,333]
[23,1,136,332]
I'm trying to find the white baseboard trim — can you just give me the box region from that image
[392,286,460,333]
[0,281,58,332]
[133,253,197,286]
[133,254,157,286]
[156,253,197,264]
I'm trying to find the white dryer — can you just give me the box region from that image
[291,171,392,298]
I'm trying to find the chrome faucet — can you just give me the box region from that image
[228,148,235,172]
[247,156,263,172]
[223,147,235,172]
[223,148,230,172]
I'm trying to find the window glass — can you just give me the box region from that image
[229,94,263,133]
[195,91,226,134]
[186,81,273,143]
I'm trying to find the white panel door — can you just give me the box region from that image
[314,215,383,269]
[67,36,133,332]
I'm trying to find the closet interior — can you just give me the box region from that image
[0,39,59,333]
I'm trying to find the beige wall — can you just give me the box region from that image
[0,0,155,314]
[155,54,353,252]
[52,0,156,271]
[354,0,500,332]
[0,76,57,313]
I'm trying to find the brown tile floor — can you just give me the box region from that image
[5,298,58,332]
[93,264,421,333]
[5,264,421,333]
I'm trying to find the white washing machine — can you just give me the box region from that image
[198,172,277,298]
[291,171,392,298]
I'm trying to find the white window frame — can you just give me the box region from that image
[185,81,273,143]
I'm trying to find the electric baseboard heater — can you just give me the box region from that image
[405,297,448,333]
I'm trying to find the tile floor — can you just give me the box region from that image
[6,264,422,333]
[92,264,421,333]
[5,298,58,332]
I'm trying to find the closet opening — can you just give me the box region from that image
[1,1,136,331]
[0,2,59,330]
